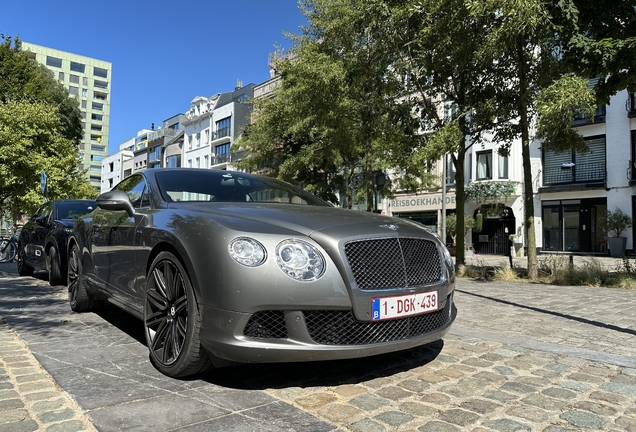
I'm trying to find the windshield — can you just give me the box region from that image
[155,170,329,206]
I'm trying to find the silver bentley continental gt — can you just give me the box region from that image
[67,168,456,378]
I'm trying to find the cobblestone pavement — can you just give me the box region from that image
[1,258,636,431]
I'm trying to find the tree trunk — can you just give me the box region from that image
[517,34,538,278]
[454,146,467,266]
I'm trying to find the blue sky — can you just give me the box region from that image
[1,1,306,154]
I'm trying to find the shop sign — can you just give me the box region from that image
[390,193,456,211]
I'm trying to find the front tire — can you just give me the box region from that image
[16,244,34,276]
[68,244,100,312]
[47,246,64,286]
[144,251,212,378]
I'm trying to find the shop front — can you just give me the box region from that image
[541,198,607,253]
[388,192,456,238]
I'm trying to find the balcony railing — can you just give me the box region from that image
[543,162,606,185]
[214,154,229,165]
[214,128,231,140]
[572,105,606,124]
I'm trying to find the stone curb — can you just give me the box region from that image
[0,316,97,432]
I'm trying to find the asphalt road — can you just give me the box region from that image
[1,259,635,431]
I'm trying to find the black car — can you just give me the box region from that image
[18,199,97,285]
[68,169,455,378]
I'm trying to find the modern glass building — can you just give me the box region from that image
[22,42,112,191]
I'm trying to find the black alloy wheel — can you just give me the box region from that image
[47,246,64,286]
[16,244,34,277]
[144,251,212,378]
[67,243,100,312]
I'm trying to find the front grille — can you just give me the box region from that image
[344,238,442,290]
[244,311,288,339]
[304,297,452,345]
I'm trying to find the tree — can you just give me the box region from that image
[552,1,636,103]
[0,35,95,220]
[468,0,595,278]
[371,0,506,265]
[236,0,427,208]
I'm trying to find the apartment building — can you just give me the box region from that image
[182,83,255,171]
[530,89,634,255]
[22,42,112,191]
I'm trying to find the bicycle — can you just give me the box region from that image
[0,226,21,263]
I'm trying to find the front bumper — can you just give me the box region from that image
[199,293,457,364]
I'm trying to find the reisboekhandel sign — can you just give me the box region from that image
[390,193,456,212]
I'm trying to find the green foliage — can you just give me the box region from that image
[0,35,94,220]
[599,208,633,238]
[553,1,636,103]
[236,0,423,208]
[445,213,476,245]
[535,75,596,153]
[464,181,518,204]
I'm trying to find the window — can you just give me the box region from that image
[92,113,103,121]
[498,151,509,179]
[46,56,62,68]
[92,102,103,111]
[58,72,64,81]
[94,91,107,101]
[204,129,209,144]
[204,155,209,168]
[69,86,79,96]
[114,175,147,208]
[109,162,114,172]
[188,159,192,168]
[81,100,87,109]
[215,117,231,139]
[476,151,492,180]
[70,75,80,84]
[91,124,102,131]
[81,112,86,119]
[196,133,201,147]
[196,157,200,168]
[91,144,105,152]
[543,136,606,185]
[93,67,108,78]
[83,77,88,86]
[166,155,181,168]
[91,155,104,162]
[94,80,108,89]
[215,143,230,164]
[188,135,193,150]
[445,155,456,185]
[26,52,36,60]
[70,61,85,73]
[89,165,101,172]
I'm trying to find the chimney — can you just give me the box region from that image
[151,123,155,130]
[235,79,243,90]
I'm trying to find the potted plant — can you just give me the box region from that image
[601,208,633,258]
[445,213,476,254]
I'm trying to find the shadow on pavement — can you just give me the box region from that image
[457,288,636,336]
[94,301,445,390]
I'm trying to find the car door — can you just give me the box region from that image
[22,202,53,268]
[91,174,149,305]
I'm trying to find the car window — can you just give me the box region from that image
[114,175,147,208]
[33,203,53,222]
[57,202,96,220]
[155,170,329,206]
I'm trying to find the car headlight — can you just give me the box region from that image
[442,245,454,270]
[275,239,325,281]
[228,237,266,267]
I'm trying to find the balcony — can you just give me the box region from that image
[541,162,606,189]
[214,154,229,165]
[572,105,606,125]
[213,128,231,142]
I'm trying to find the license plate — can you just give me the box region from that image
[372,291,438,321]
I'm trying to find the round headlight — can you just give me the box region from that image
[229,237,266,267]
[275,239,325,281]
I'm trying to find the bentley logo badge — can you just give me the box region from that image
[379,224,399,230]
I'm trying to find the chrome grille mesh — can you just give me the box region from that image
[242,296,452,345]
[304,297,452,345]
[244,311,288,339]
[344,238,442,290]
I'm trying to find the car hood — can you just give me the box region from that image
[168,202,438,240]
[54,219,76,228]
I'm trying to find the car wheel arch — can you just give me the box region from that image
[146,242,201,304]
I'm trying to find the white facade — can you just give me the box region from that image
[101,150,133,193]
[530,89,635,253]
[183,95,218,169]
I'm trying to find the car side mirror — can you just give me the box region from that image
[35,216,47,226]
[96,190,135,217]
